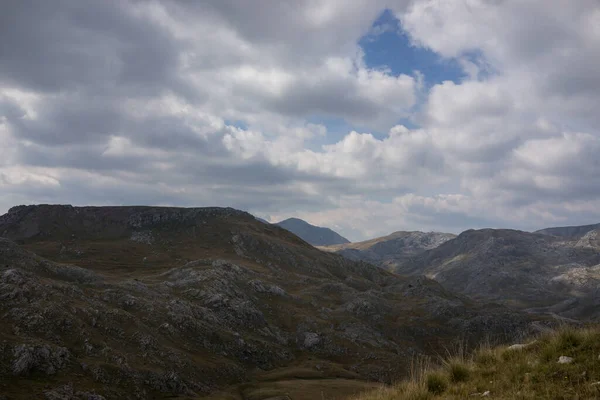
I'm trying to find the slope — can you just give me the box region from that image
[396,228,600,319]
[535,222,600,238]
[275,217,350,246]
[0,205,541,399]
[354,326,600,400]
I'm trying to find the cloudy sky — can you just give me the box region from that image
[1,0,600,241]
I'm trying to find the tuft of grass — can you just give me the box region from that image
[554,328,583,351]
[426,372,448,395]
[445,360,470,383]
[474,347,499,366]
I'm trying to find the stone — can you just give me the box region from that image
[12,344,70,376]
[303,332,321,349]
[507,344,526,350]
[558,356,574,364]
[507,340,537,350]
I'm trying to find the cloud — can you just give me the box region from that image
[1,0,600,241]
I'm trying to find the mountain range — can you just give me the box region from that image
[323,226,600,323]
[0,205,540,400]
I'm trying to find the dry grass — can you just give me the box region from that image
[353,326,600,400]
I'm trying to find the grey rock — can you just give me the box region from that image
[12,344,70,376]
[44,383,106,400]
[302,332,321,349]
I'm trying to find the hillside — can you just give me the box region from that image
[0,205,540,399]
[354,326,600,400]
[396,229,600,320]
[535,222,600,238]
[275,217,350,246]
[320,231,456,271]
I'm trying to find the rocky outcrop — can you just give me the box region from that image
[0,204,251,241]
[12,344,70,376]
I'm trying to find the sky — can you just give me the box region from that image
[1,0,600,241]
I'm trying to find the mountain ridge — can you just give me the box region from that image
[535,222,600,238]
[274,217,350,246]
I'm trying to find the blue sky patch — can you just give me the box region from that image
[359,9,466,88]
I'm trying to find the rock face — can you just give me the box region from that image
[320,231,456,270]
[396,228,600,320]
[274,217,350,246]
[0,205,540,399]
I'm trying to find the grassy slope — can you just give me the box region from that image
[353,327,600,400]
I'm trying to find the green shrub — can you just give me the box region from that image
[426,372,448,395]
[475,349,498,366]
[555,329,582,351]
[447,361,470,383]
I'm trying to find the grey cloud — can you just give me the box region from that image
[270,79,382,121]
[11,96,125,146]
[0,0,183,95]
[171,0,387,65]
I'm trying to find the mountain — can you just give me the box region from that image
[535,222,600,238]
[274,217,350,246]
[254,216,270,224]
[320,231,456,271]
[0,205,540,399]
[396,228,600,320]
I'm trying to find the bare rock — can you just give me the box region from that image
[12,344,70,376]
[44,382,106,400]
[301,332,321,349]
[248,280,286,296]
[558,355,574,364]
[507,340,537,350]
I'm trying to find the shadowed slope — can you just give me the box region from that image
[275,217,350,246]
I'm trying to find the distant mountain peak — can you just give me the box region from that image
[274,217,350,246]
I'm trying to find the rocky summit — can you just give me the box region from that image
[0,205,542,399]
